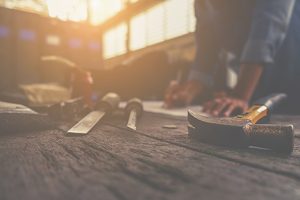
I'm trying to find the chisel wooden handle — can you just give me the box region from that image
[245,124,294,154]
[125,98,143,118]
[95,93,120,114]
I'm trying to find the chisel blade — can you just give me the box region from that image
[126,110,137,131]
[67,110,105,134]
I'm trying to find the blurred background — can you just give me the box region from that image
[0,0,196,105]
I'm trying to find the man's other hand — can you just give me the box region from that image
[202,63,263,117]
[202,92,249,117]
[164,80,204,108]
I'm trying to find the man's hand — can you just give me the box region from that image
[202,64,264,117]
[203,92,249,117]
[164,80,204,108]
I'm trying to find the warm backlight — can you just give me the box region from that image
[45,0,123,24]
[45,0,88,22]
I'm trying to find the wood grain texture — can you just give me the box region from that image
[0,112,300,200]
[105,111,300,180]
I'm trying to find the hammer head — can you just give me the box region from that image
[188,110,250,148]
[188,110,294,154]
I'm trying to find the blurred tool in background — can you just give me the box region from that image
[0,101,54,134]
[47,97,87,120]
[41,56,94,108]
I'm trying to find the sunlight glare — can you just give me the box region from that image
[89,0,124,25]
[45,0,87,22]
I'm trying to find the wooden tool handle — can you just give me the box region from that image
[245,124,294,154]
[237,93,287,124]
[253,93,287,112]
[125,98,143,117]
[96,93,120,114]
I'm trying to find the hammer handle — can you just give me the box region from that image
[246,124,294,154]
[238,93,287,124]
[253,93,287,112]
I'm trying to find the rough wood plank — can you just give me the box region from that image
[271,115,300,136]
[0,124,300,200]
[105,112,300,180]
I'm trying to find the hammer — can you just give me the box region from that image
[188,93,294,154]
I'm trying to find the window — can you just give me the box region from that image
[103,0,196,58]
[103,23,127,59]
[146,4,164,46]
[188,0,196,32]
[129,0,139,3]
[0,0,47,14]
[0,0,126,25]
[165,0,189,39]
[129,4,165,51]
[89,0,124,25]
[129,0,196,51]
[45,0,87,22]
[130,13,146,51]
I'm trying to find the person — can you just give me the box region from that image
[164,0,300,116]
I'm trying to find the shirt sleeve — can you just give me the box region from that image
[187,0,221,87]
[240,0,296,64]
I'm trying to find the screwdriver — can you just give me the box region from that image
[125,98,143,131]
[67,93,120,135]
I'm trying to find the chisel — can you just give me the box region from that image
[125,98,143,131]
[67,93,120,135]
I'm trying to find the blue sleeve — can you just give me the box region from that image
[240,0,296,64]
[187,0,221,87]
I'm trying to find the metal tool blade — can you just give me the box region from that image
[67,110,105,134]
[0,101,54,133]
[127,110,137,131]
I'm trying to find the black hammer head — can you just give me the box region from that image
[188,110,250,148]
[188,110,294,154]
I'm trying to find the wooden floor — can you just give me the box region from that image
[1,111,300,200]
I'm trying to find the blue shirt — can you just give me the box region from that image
[189,0,298,88]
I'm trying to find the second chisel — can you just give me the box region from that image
[125,98,143,131]
[67,93,120,135]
